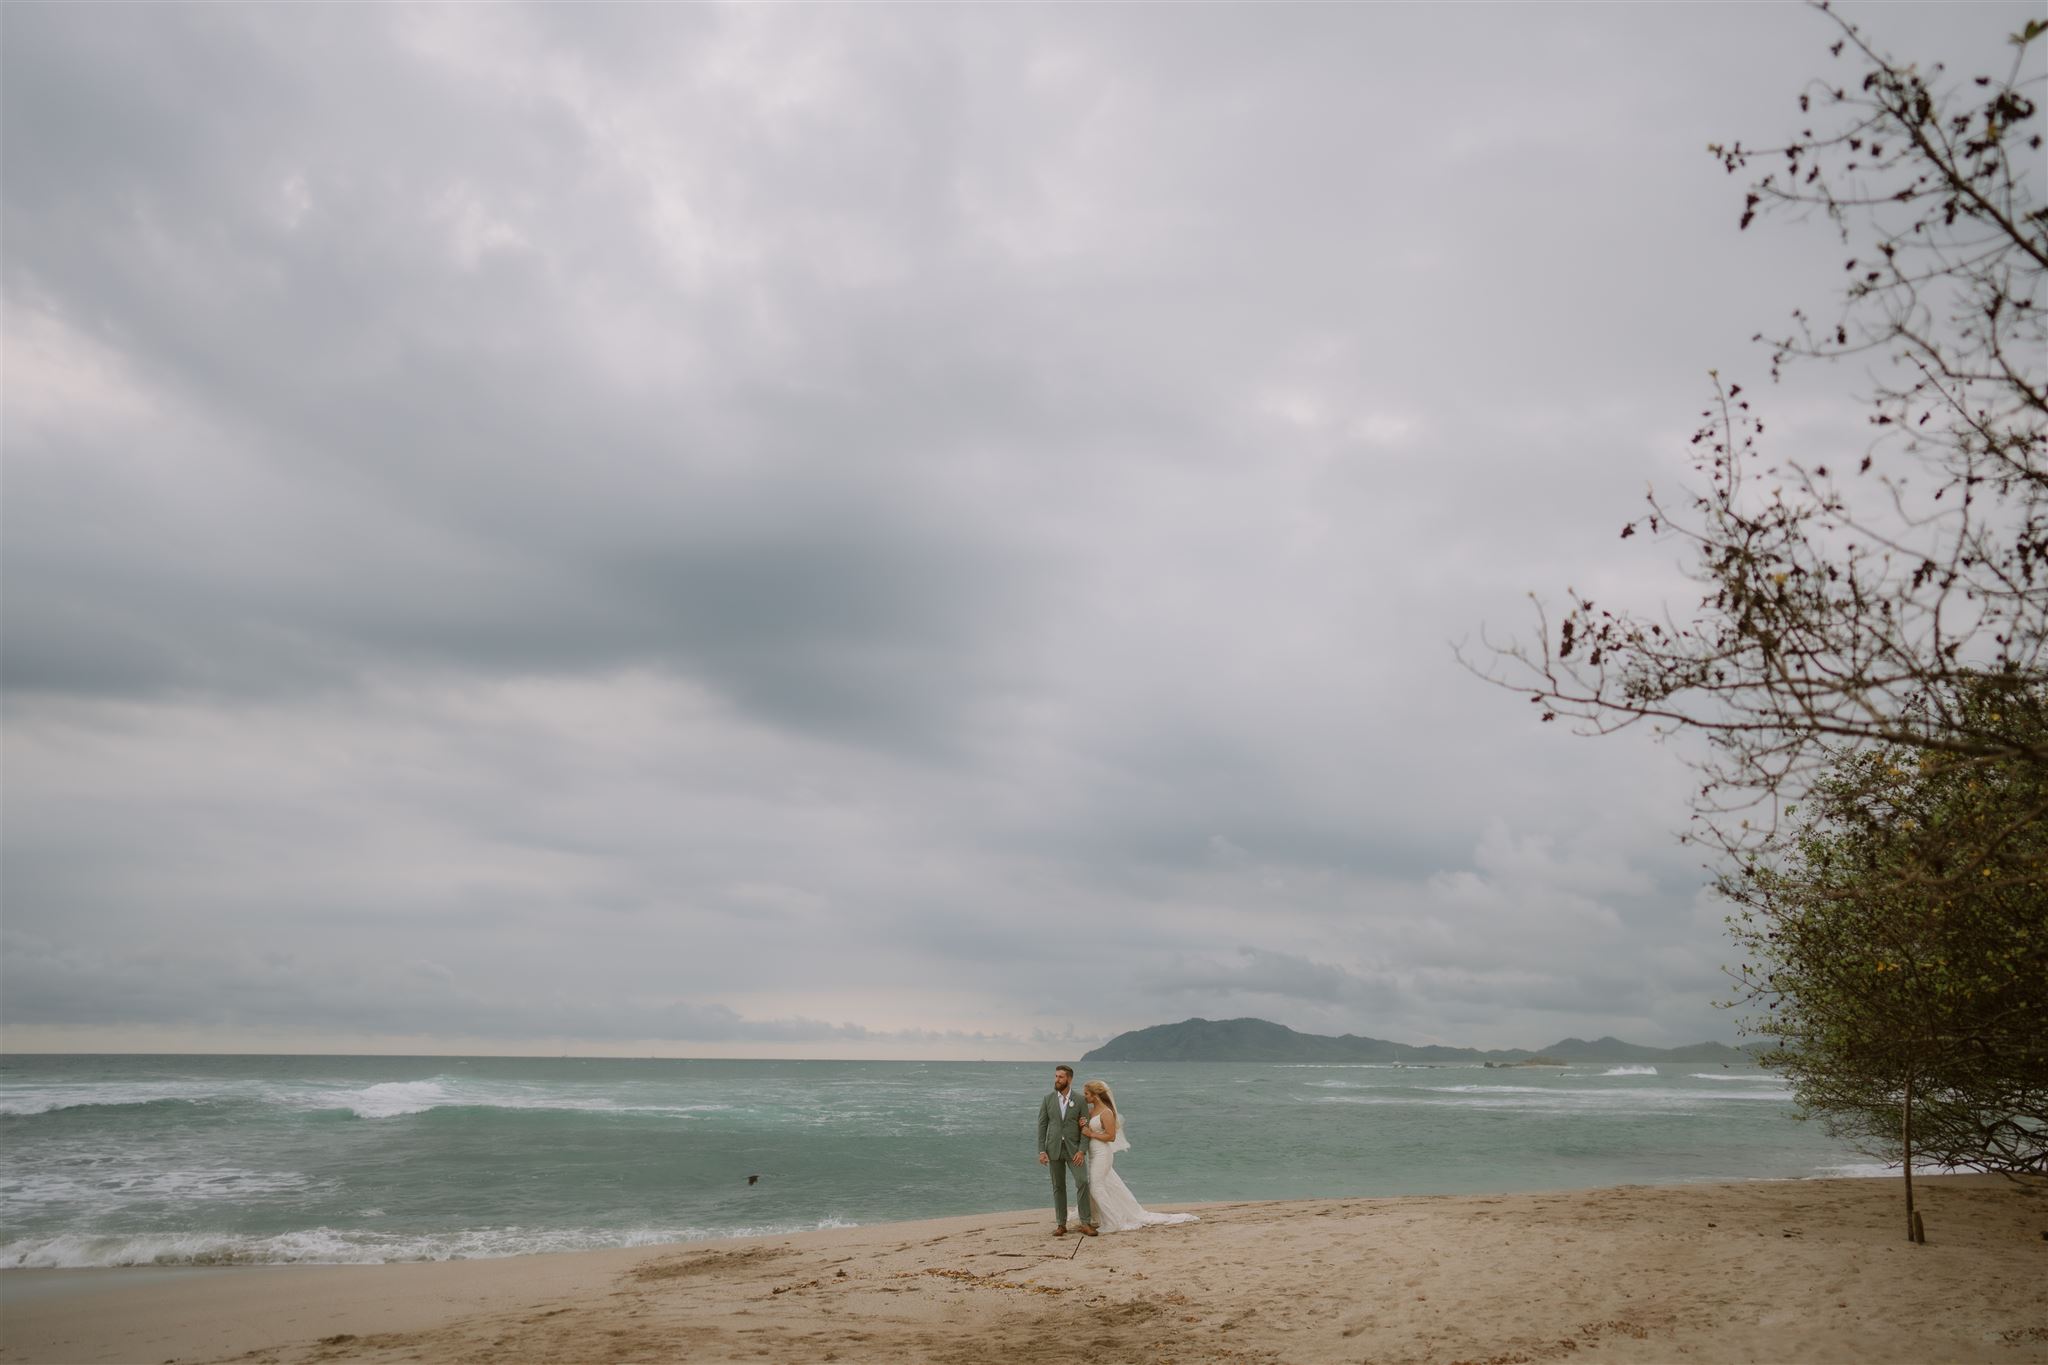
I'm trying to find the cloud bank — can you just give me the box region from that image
[5,3,2030,1055]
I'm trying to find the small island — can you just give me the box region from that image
[1080,1017,1751,1065]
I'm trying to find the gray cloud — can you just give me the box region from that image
[0,930,1027,1049]
[5,2,2030,1055]
[1141,947,1399,1007]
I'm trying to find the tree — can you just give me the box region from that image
[1461,4,2048,1237]
[1468,4,2047,871]
[1723,675,2048,1238]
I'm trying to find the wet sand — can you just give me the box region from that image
[3,1176,2043,1364]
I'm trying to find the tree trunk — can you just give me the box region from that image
[1902,1071,1917,1244]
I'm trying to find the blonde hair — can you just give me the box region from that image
[1084,1080,1116,1110]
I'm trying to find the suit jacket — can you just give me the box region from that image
[1038,1089,1088,1161]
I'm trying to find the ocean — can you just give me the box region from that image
[0,1054,1879,1268]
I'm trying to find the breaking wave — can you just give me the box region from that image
[0,1218,860,1268]
[1,1076,739,1122]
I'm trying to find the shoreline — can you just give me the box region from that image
[0,1168,1959,1274]
[3,1176,2042,1364]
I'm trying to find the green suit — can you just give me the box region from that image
[1037,1088,1094,1227]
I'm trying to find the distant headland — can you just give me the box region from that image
[1079,1017,1753,1065]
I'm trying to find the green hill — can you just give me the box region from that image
[1078,1017,1752,1065]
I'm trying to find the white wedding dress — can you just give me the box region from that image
[1083,1109,1198,1233]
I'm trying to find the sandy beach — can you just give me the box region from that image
[4,1176,2044,1364]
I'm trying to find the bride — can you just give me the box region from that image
[1080,1080,1198,1233]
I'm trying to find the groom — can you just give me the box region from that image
[1036,1065,1096,1237]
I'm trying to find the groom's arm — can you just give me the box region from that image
[1036,1096,1052,1161]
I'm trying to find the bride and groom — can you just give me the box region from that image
[1036,1064,1198,1237]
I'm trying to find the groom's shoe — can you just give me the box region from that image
[1076,1224,1099,1237]
[1053,1225,1067,1236]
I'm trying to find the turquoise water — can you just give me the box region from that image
[0,1054,1870,1267]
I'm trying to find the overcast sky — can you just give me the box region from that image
[4,3,2036,1057]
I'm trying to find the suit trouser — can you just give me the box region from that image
[1049,1148,1093,1226]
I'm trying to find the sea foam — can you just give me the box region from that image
[2,1166,317,1214]
[1,1075,742,1123]
[0,1218,861,1268]
[1314,1084,1795,1112]
[1819,1160,1980,1179]
[333,1078,739,1120]
[345,1080,451,1119]
[0,1081,260,1116]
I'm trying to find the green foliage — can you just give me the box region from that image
[1724,675,2048,1177]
